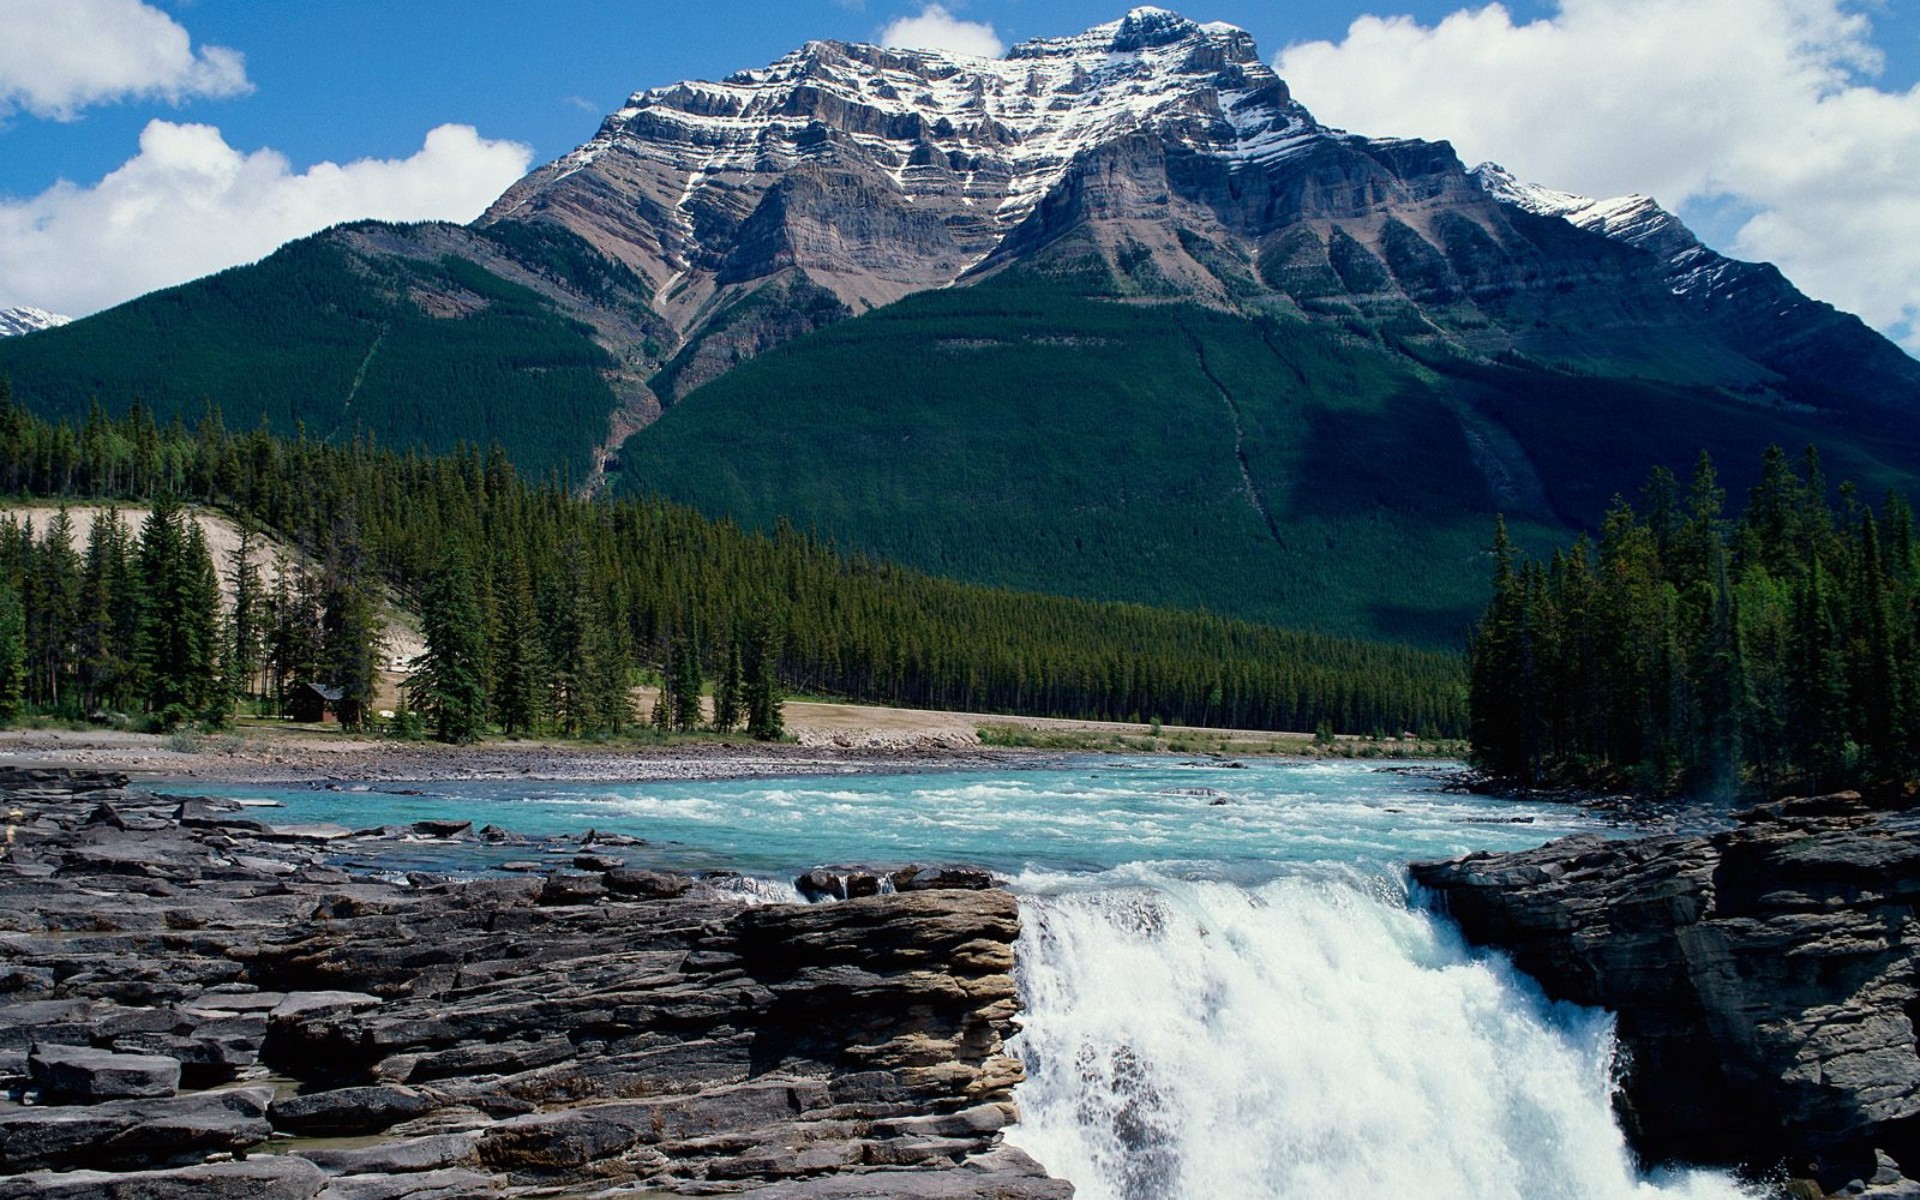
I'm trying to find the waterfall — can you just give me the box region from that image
[1006,875,1757,1200]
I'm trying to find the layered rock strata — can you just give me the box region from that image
[1412,792,1920,1196]
[0,770,1067,1199]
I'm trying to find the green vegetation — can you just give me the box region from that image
[0,383,1467,739]
[617,274,1920,647]
[1469,446,1920,799]
[0,225,622,482]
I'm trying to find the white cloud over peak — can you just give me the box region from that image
[878,4,1005,59]
[0,121,534,317]
[0,0,252,120]
[1275,0,1920,352]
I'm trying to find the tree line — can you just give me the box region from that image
[1470,445,1919,798]
[0,382,1468,740]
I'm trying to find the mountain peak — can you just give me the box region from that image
[1007,8,1257,64]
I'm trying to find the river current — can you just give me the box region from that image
[191,757,1756,1200]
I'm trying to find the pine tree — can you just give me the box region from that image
[408,545,489,743]
[133,500,220,721]
[184,519,228,722]
[712,632,744,734]
[77,509,134,713]
[672,625,704,732]
[0,580,25,723]
[320,514,384,730]
[490,547,544,735]
[745,620,784,741]
[227,519,267,707]
[32,509,82,713]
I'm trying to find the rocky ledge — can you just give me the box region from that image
[1412,791,1920,1197]
[0,769,1070,1199]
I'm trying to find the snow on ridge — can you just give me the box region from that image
[0,307,72,337]
[1472,162,1730,300]
[575,11,1319,234]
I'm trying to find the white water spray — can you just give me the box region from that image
[1007,875,1756,1200]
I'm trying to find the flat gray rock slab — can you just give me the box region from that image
[270,1084,438,1136]
[0,1155,327,1200]
[29,1042,181,1101]
[269,992,383,1021]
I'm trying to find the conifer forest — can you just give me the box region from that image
[1469,446,1920,798]
[0,385,1466,741]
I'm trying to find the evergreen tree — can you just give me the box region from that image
[712,631,744,734]
[32,508,82,713]
[76,509,135,713]
[490,546,544,735]
[672,625,704,732]
[407,545,489,743]
[133,500,220,721]
[0,580,24,724]
[745,621,784,741]
[268,564,325,719]
[227,519,267,706]
[320,514,384,730]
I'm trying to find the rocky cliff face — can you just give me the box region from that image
[1412,793,1920,1196]
[0,770,1067,1199]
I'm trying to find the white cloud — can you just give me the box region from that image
[878,4,1004,58]
[1275,0,1920,352]
[0,120,535,316]
[0,0,251,119]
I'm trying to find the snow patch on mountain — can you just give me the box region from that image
[1472,163,1736,303]
[0,307,71,337]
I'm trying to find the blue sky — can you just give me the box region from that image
[0,1,1560,198]
[1,1,1917,350]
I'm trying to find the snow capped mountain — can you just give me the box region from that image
[482,8,1381,393]
[0,307,72,337]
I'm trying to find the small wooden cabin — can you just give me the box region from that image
[291,682,344,724]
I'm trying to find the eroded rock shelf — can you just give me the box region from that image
[0,769,1069,1199]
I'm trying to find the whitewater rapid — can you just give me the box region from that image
[1005,873,1755,1200]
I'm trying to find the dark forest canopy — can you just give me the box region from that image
[0,383,1466,740]
[1469,445,1920,799]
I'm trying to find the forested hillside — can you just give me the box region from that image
[617,274,1920,647]
[1469,447,1920,797]
[0,384,1466,739]
[0,222,654,483]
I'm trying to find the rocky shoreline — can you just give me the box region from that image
[0,769,1072,1199]
[1413,791,1920,1198]
[0,728,1060,787]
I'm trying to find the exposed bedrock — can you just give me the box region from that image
[1412,792,1920,1193]
[0,770,1069,1199]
